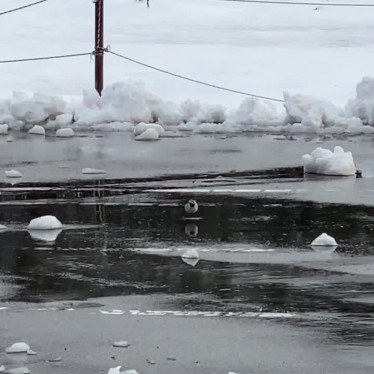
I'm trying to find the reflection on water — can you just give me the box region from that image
[0,192,374,346]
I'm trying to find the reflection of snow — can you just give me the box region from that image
[311,233,337,247]
[311,245,337,254]
[28,229,62,243]
[184,223,199,237]
[182,256,199,267]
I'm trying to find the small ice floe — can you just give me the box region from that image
[0,124,8,135]
[182,248,199,260]
[27,215,63,230]
[82,168,107,175]
[112,341,130,348]
[134,128,159,141]
[0,224,8,231]
[48,357,62,362]
[185,224,199,238]
[28,125,45,135]
[28,229,62,243]
[311,233,337,247]
[229,372,239,374]
[6,367,30,374]
[100,309,125,315]
[5,342,30,354]
[5,170,22,178]
[182,256,199,267]
[184,199,198,214]
[0,365,5,373]
[108,366,122,374]
[26,350,37,356]
[122,370,139,374]
[134,123,164,137]
[56,128,74,138]
[146,359,156,365]
[302,146,356,176]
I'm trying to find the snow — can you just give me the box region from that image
[112,341,130,348]
[82,168,107,175]
[28,125,45,135]
[56,128,74,138]
[182,248,199,260]
[5,342,30,354]
[5,170,22,178]
[134,128,159,141]
[302,146,357,176]
[27,215,63,230]
[311,233,338,247]
[1,0,374,134]
[0,124,8,135]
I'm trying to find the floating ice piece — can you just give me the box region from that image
[6,367,30,374]
[5,170,22,178]
[108,366,122,374]
[82,168,107,175]
[48,357,62,362]
[134,128,159,141]
[229,372,239,374]
[26,350,37,356]
[182,256,199,267]
[28,229,62,242]
[182,248,199,260]
[56,128,74,138]
[100,309,125,315]
[302,146,356,176]
[27,215,63,230]
[0,365,5,373]
[122,370,139,374]
[28,125,45,135]
[112,341,130,348]
[184,199,198,214]
[5,342,30,354]
[311,233,337,247]
[134,123,164,137]
[0,124,8,135]
[0,225,8,230]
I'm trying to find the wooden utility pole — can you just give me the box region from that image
[94,0,104,96]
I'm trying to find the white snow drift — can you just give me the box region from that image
[302,146,357,176]
[27,215,63,230]
[311,233,338,247]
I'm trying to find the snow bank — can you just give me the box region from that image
[311,233,337,247]
[302,146,357,176]
[0,77,374,135]
[27,215,63,230]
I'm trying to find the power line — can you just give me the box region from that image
[0,0,48,16]
[108,50,283,103]
[222,0,374,6]
[0,52,93,64]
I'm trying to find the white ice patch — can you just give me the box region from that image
[0,224,8,230]
[112,341,130,348]
[5,342,30,354]
[6,368,30,374]
[82,168,107,175]
[5,170,22,178]
[28,125,45,135]
[27,215,63,230]
[182,248,199,259]
[302,146,356,176]
[100,309,125,315]
[108,367,122,374]
[0,124,8,135]
[56,128,74,138]
[311,233,337,247]
[134,128,159,141]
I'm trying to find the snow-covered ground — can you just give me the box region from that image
[2,0,374,133]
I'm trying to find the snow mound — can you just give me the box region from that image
[182,248,199,259]
[5,170,22,178]
[0,124,8,135]
[82,168,107,175]
[302,146,356,176]
[27,215,63,230]
[56,128,74,138]
[112,341,130,348]
[134,128,159,141]
[5,342,30,354]
[311,233,337,247]
[28,125,45,135]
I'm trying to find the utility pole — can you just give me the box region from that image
[94,0,104,96]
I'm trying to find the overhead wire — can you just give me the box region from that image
[0,52,93,64]
[0,0,48,16]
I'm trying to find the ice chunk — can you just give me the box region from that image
[134,128,159,141]
[302,146,356,176]
[27,215,63,230]
[182,248,199,259]
[0,225,8,230]
[28,229,61,242]
[134,123,164,137]
[108,366,122,374]
[56,128,74,138]
[26,350,37,356]
[112,341,130,348]
[6,368,30,374]
[122,371,139,374]
[311,233,337,247]
[5,170,22,178]
[5,342,30,354]
[82,168,107,175]
[0,365,4,372]
[0,124,8,135]
[28,125,45,135]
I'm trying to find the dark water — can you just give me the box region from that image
[0,176,374,351]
